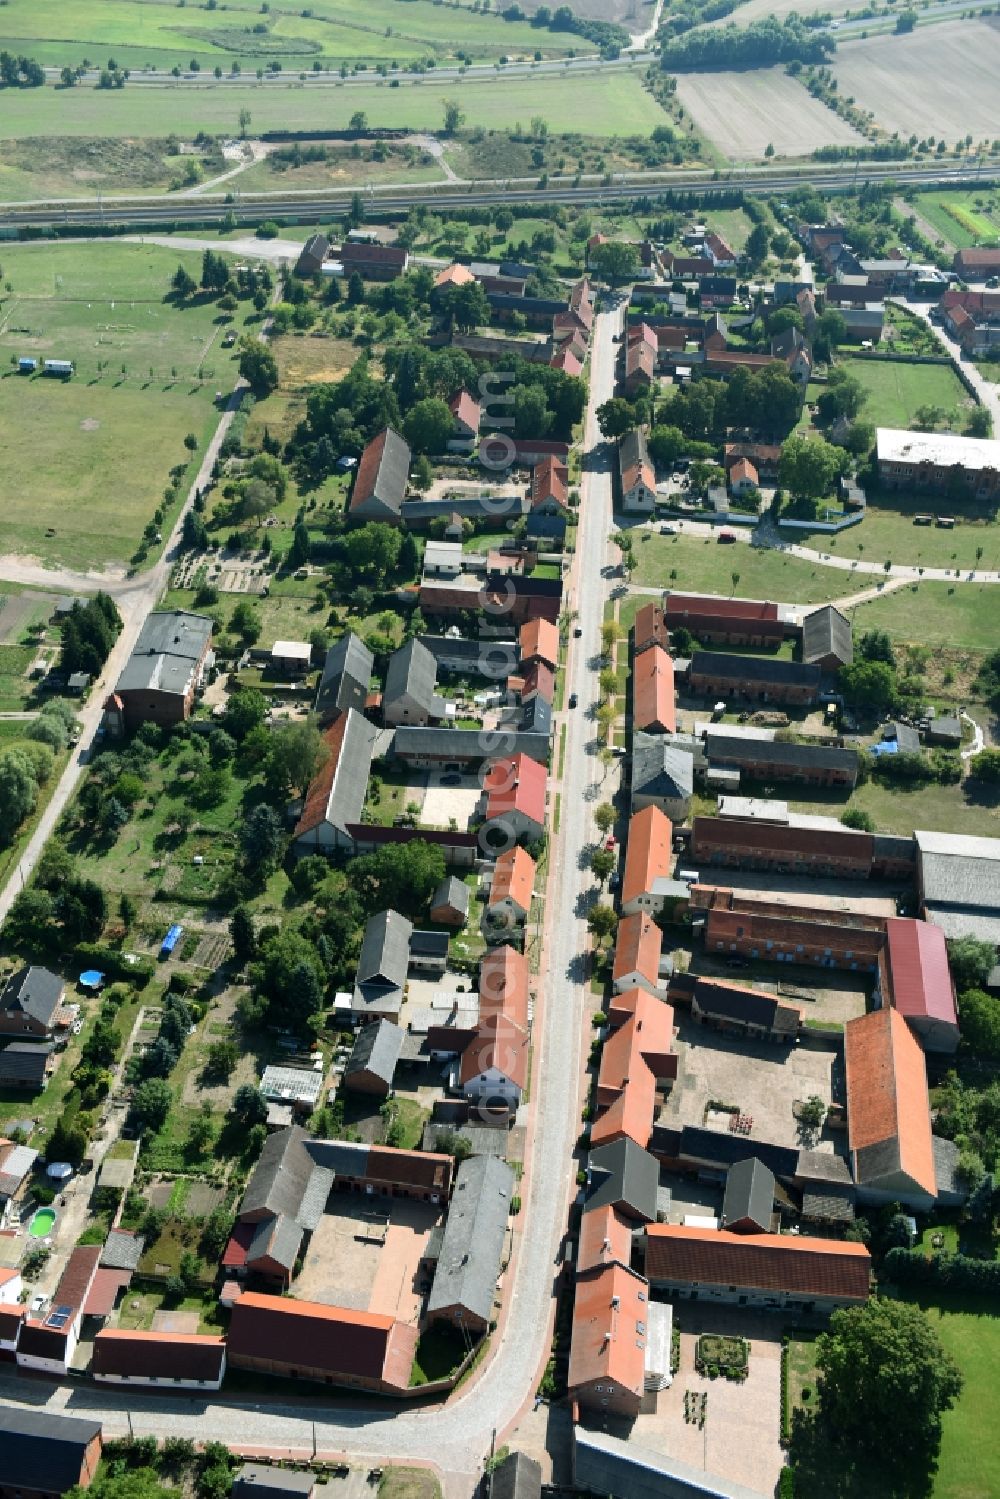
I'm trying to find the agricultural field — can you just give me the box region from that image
[672,68,862,162]
[0,240,255,570]
[713,0,855,21]
[911,189,1000,251]
[833,21,1000,143]
[0,0,585,72]
[0,68,668,142]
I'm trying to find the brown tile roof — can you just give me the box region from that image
[227,1292,415,1388]
[645,1226,871,1300]
[0,1306,24,1343]
[844,1007,936,1198]
[607,986,645,1028]
[692,815,873,864]
[620,426,655,495]
[632,603,668,654]
[550,347,583,376]
[519,617,559,668]
[479,945,530,1030]
[459,1013,529,1089]
[52,1243,101,1314]
[521,660,555,703]
[435,262,476,288]
[577,1204,635,1275]
[449,389,481,434]
[592,992,675,1150]
[621,805,673,911]
[488,847,536,916]
[483,752,547,830]
[665,592,778,623]
[531,455,569,510]
[294,713,348,837]
[567,1262,648,1400]
[612,912,662,990]
[730,458,758,486]
[632,644,676,734]
[83,1267,131,1318]
[93,1330,225,1381]
[348,426,409,517]
[365,1146,453,1195]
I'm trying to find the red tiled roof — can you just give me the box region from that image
[645,1226,871,1300]
[519,617,559,668]
[435,262,476,288]
[479,945,530,1030]
[488,846,536,916]
[366,1146,452,1195]
[550,347,583,377]
[93,1329,225,1381]
[227,1291,416,1388]
[577,1204,635,1275]
[459,1012,529,1089]
[612,912,662,989]
[664,591,779,622]
[83,1267,131,1318]
[521,660,555,704]
[449,389,480,435]
[632,603,668,654]
[222,1220,257,1270]
[294,713,349,837]
[531,455,569,510]
[885,918,957,1028]
[844,1007,936,1197]
[568,1262,648,1400]
[730,458,758,486]
[632,645,675,734]
[483,752,547,829]
[592,991,674,1150]
[621,805,673,911]
[692,815,872,864]
[52,1244,101,1314]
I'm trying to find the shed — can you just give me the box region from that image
[343,1020,404,1097]
[430,875,470,928]
[721,1157,775,1234]
[925,715,962,747]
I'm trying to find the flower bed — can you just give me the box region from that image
[696,1333,749,1381]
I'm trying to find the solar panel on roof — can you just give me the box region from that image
[46,1305,72,1328]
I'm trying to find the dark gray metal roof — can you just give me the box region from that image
[631,734,694,800]
[1,966,63,1028]
[574,1427,767,1499]
[384,638,443,717]
[233,1464,318,1499]
[886,720,921,754]
[305,1138,370,1178]
[238,1125,332,1231]
[315,631,374,719]
[721,1157,774,1231]
[0,1041,52,1083]
[690,651,821,689]
[705,732,858,776]
[428,1154,514,1326]
[115,610,212,697]
[489,1449,543,1499]
[432,875,470,918]
[693,977,799,1037]
[664,1125,800,1181]
[345,1020,404,1088]
[801,1186,856,1223]
[585,1138,660,1223]
[246,1212,303,1273]
[619,425,649,477]
[357,909,413,988]
[801,605,853,666]
[352,426,411,518]
[0,1407,103,1491]
[391,727,549,765]
[410,929,450,958]
[401,494,528,522]
[520,695,552,738]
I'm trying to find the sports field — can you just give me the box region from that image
[0,0,581,70]
[0,69,664,142]
[834,21,1000,143]
[672,67,861,162]
[0,241,250,569]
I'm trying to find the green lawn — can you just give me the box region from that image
[910,188,1000,249]
[790,502,1000,572]
[850,579,1000,652]
[790,775,1000,840]
[629,532,857,603]
[0,70,668,142]
[0,241,255,569]
[835,357,973,430]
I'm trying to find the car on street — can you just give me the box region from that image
[659,525,677,535]
[568,692,578,708]
[574,626,583,637]
[717,530,736,544]
[608,871,621,891]
[440,773,462,785]
[605,834,616,850]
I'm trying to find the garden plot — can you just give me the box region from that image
[672,68,863,162]
[833,21,1000,142]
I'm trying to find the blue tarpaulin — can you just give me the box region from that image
[870,740,898,757]
[160,924,183,957]
[79,970,104,990]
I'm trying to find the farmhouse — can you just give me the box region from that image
[17,1244,101,1376]
[876,427,1000,500]
[315,632,374,722]
[844,1007,938,1211]
[687,651,821,706]
[383,639,445,727]
[0,1409,103,1498]
[227,1292,416,1391]
[481,752,547,843]
[663,593,785,648]
[721,1157,775,1235]
[427,1154,513,1334]
[696,885,885,972]
[519,617,559,671]
[728,457,758,496]
[612,911,664,997]
[704,731,860,790]
[293,709,377,852]
[684,975,801,1045]
[342,1020,404,1097]
[691,815,874,878]
[336,241,408,280]
[430,875,470,928]
[294,234,329,277]
[459,947,530,1115]
[631,603,669,656]
[619,428,657,513]
[591,990,676,1151]
[486,846,536,928]
[953,246,1000,278]
[348,427,411,522]
[92,1330,226,1390]
[632,645,676,735]
[800,605,853,670]
[567,1261,650,1420]
[0,966,65,1040]
[630,734,694,822]
[0,1043,53,1092]
[621,805,674,918]
[644,1226,871,1313]
[112,611,213,729]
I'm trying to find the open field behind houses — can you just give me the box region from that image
[628,532,862,602]
[850,578,1000,652]
[834,357,973,431]
[0,0,584,71]
[672,68,862,162]
[833,21,1000,143]
[0,70,663,143]
[912,189,1000,250]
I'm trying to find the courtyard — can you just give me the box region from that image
[293,1193,441,1325]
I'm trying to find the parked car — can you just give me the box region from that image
[659,525,677,536]
[574,626,583,637]
[440,773,462,785]
[717,530,736,544]
[605,834,616,850]
[568,692,578,708]
[609,871,621,891]
[726,957,749,970]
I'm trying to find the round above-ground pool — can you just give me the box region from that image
[28,1207,56,1238]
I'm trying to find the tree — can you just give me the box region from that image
[816,367,866,425]
[232,1084,268,1125]
[130,1077,172,1135]
[442,98,464,134]
[205,1040,239,1080]
[240,804,285,877]
[647,424,686,468]
[230,904,256,966]
[970,747,1000,782]
[346,271,365,306]
[947,935,996,993]
[841,807,876,832]
[229,599,261,645]
[348,109,367,132]
[47,1114,88,1167]
[351,840,446,917]
[403,396,455,456]
[0,749,37,842]
[590,848,615,881]
[239,106,252,137]
[267,721,327,797]
[587,904,618,941]
[778,435,847,503]
[594,802,616,834]
[224,687,267,741]
[814,1300,962,1465]
[744,220,771,267]
[341,522,402,586]
[172,264,197,299]
[799,1095,826,1128]
[288,520,310,570]
[858,629,894,665]
[238,337,278,398]
[596,398,636,440]
[589,240,639,286]
[838,659,896,711]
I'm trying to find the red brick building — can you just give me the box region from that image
[691,816,874,878]
[663,593,785,648]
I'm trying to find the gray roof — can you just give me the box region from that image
[619,425,649,479]
[916,829,1000,916]
[795,1149,853,1186]
[246,1212,303,1273]
[721,1157,774,1232]
[693,977,799,1037]
[100,1229,144,1271]
[801,1185,856,1223]
[0,1408,104,1492]
[384,638,443,717]
[585,1138,660,1223]
[391,726,549,766]
[886,721,921,755]
[631,734,694,802]
[801,605,853,666]
[233,1465,318,1499]
[239,1125,332,1231]
[304,1138,370,1177]
[489,1450,543,1499]
[432,875,470,919]
[705,731,858,777]
[344,1020,404,1089]
[351,426,411,518]
[665,1124,800,1180]
[410,929,450,959]
[357,909,413,988]
[401,494,528,523]
[520,695,552,738]
[574,1427,768,1499]
[115,611,212,698]
[1,966,63,1028]
[422,1121,508,1159]
[427,1154,514,1326]
[296,708,377,839]
[419,633,517,676]
[0,1042,52,1084]
[933,1134,964,1199]
[927,715,962,743]
[315,632,374,719]
[690,651,821,689]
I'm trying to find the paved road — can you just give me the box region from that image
[0,383,248,932]
[0,302,623,1494]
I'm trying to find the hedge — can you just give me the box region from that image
[884,1246,1000,1293]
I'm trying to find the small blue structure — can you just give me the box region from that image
[18,357,38,374]
[160,923,183,959]
[79,970,105,991]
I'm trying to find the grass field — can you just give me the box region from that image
[0,0,583,71]
[911,189,1000,251]
[850,579,1000,652]
[837,358,972,431]
[672,67,861,162]
[833,21,1000,143]
[791,775,1000,840]
[0,70,667,142]
[628,532,858,602]
[812,503,1000,572]
[0,240,253,569]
